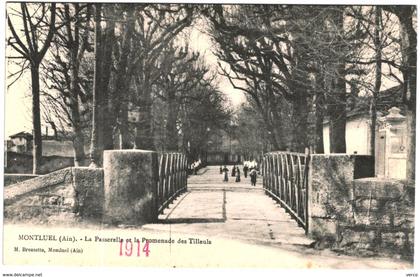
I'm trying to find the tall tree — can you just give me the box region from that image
[156,44,209,151]
[99,4,116,151]
[371,6,382,157]
[206,5,314,152]
[180,85,232,161]
[7,3,56,174]
[130,4,194,150]
[383,6,416,184]
[313,68,326,153]
[235,103,270,158]
[44,3,93,166]
[89,3,103,167]
[112,4,136,149]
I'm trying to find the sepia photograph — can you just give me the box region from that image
[1,0,417,275]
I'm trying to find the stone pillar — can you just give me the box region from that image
[307,154,355,240]
[376,107,407,179]
[307,154,372,238]
[103,150,159,225]
[307,154,414,257]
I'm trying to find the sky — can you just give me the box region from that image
[187,21,247,106]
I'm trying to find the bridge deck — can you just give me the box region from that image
[141,166,412,268]
[150,166,312,246]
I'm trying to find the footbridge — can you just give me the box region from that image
[4,150,414,266]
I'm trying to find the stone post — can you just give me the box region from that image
[103,150,159,225]
[307,154,356,240]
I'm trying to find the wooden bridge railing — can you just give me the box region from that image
[262,151,310,232]
[157,152,188,214]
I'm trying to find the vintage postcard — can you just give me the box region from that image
[1,1,417,275]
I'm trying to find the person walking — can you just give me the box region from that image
[243,162,249,178]
[223,165,229,182]
[219,166,223,174]
[193,161,198,175]
[250,168,257,186]
[231,165,236,177]
[235,166,241,182]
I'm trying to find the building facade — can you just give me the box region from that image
[323,107,407,179]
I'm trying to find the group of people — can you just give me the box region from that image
[243,160,258,177]
[220,160,258,186]
[191,159,202,175]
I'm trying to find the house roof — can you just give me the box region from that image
[324,85,404,124]
[350,85,404,116]
[9,131,33,140]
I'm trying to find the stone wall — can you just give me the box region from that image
[308,154,414,260]
[42,140,76,157]
[4,167,103,225]
[4,150,186,227]
[346,178,414,258]
[5,152,74,174]
[4,174,38,186]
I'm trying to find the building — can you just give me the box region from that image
[206,129,242,165]
[6,131,75,158]
[322,86,407,179]
[8,131,33,153]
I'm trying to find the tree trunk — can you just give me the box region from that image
[102,5,116,150]
[266,116,280,150]
[31,64,42,174]
[257,97,280,150]
[269,104,285,150]
[406,109,415,184]
[68,10,85,166]
[328,80,347,153]
[134,79,155,150]
[313,69,325,153]
[134,101,154,150]
[328,9,347,154]
[114,8,135,150]
[181,128,189,154]
[166,90,179,151]
[370,6,382,157]
[292,91,309,152]
[70,77,85,166]
[89,3,103,167]
[72,123,85,167]
[369,102,377,156]
[397,8,416,184]
[314,87,325,154]
[118,103,131,149]
[290,52,310,153]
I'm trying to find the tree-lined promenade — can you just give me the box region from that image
[6,4,416,185]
